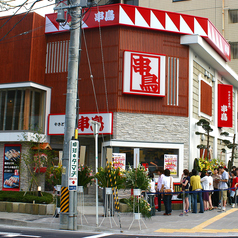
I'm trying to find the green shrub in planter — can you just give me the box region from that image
[0,191,53,204]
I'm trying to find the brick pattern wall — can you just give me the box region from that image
[113,112,190,168]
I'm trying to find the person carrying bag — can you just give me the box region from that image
[161,169,173,215]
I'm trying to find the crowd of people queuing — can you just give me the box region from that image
[149,166,238,216]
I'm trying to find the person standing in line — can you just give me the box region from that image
[148,171,156,216]
[218,166,229,211]
[200,171,209,211]
[207,170,214,210]
[188,171,194,212]
[190,169,204,213]
[230,166,236,178]
[161,169,173,216]
[180,169,190,214]
[212,168,220,208]
[230,171,238,207]
[156,168,164,212]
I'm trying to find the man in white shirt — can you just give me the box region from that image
[156,168,164,212]
[218,166,229,211]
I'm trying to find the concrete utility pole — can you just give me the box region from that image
[55,0,84,230]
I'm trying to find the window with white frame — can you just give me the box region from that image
[0,88,46,132]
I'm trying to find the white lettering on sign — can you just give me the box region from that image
[105,10,115,21]
[95,10,114,22]
[221,105,228,121]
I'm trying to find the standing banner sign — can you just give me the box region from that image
[164,154,177,176]
[69,140,79,191]
[218,84,233,128]
[3,144,21,191]
[112,153,126,170]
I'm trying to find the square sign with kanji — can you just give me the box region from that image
[69,140,79,191]
[123,51,166,97]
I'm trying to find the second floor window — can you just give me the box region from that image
[0,88,45,132]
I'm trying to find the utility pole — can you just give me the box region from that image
[54,0,86,230]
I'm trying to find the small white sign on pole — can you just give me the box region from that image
[134,148,140,168]
[69,140,79,191]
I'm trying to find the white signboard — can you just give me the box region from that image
[69,140,79,191]
[48,112,113,135]
[112,153,126,170]
[164,154,178,176]
[123,51,166,97]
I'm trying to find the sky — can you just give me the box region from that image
[0,0,55,17]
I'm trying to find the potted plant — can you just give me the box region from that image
[126,196,151,219]
[124,164,150,195]
[78,164,94,192]
[45,164,62,191]
[95,161,125,189]
[95,161,125,210]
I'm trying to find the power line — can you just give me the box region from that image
[0,0,29,30]
[0,0,44,41]
[82,27,100,114]
[0,1,54,13]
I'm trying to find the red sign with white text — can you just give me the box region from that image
[123,51,166,97]
[45,4,230,61]
[218,84,233,128]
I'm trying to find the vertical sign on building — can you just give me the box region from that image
[3,144,21,191]
[68,140,79,191]
[218,84,233,128]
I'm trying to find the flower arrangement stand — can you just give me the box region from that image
[99,187,118,228]
[128,189,147,230]
[77,186,88,225]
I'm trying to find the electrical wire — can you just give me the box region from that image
[0,0,48,42]
[0,1,55,13]
[0,22,55,44]
[96,4,109,114]
[0,0,29,30]
[96,3,111,142]
[82,27,99,114]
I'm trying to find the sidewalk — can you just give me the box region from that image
[0,206,238,236]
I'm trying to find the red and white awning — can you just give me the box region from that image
[45,4,230,61]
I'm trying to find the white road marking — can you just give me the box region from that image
[0,232,41,238]
[83,233,113,238]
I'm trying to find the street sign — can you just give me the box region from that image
[68,140,79,191]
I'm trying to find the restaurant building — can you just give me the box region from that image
[0,3,238,191]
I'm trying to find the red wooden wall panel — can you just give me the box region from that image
[201,80,212,116]
[118,27,189,117]
[0,13,46,85]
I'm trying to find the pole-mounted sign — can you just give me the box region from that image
[69,140,79,191]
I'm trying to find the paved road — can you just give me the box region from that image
[0,226,228,238]
[1,207,238,237]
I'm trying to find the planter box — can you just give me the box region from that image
[119,202,128,213]
[0,201,55,215]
